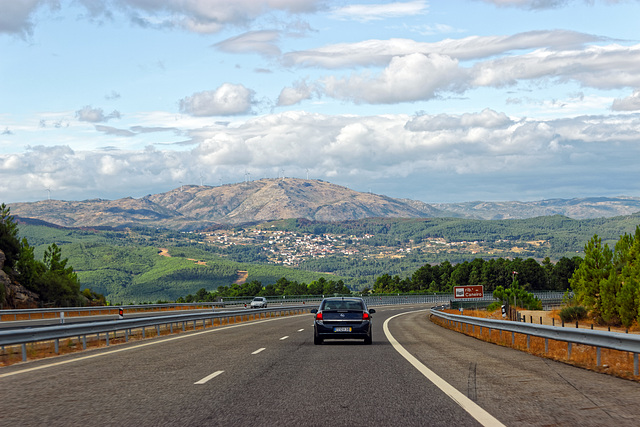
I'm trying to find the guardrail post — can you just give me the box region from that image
[82,335,87,350]
[635,354,639,376]
[106,332,109,346]
[544,338,548,354]
[55,338,59,354]
[21,343,27,361]
[568,342,572,359]
[596,347,601,367]
[156,325,161,336]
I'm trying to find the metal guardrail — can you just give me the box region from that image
[430,309,640,375]
[0,306,314,362]
[0,303,220,321]
[0,291,568,320]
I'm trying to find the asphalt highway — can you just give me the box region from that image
[1,305,639,426]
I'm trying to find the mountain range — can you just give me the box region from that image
[7,178,640,230]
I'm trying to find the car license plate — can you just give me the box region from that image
[334,327,352,332]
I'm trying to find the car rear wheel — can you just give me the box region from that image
[364,335,372,345]
[314,334,323,345]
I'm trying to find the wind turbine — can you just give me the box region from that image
[45,187,51,201]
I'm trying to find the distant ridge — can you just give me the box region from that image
[432,196,640,220]
[7,178,640,230]
[7,179,447,230]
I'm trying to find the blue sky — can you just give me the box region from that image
[1,0,640,204]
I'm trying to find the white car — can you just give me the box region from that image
[250,297,268,309]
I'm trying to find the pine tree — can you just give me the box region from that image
[569,235,613,322]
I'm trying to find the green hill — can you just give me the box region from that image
[16,212,640,303]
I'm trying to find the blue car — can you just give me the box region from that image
[311,297,375,345]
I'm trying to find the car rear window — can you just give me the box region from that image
[322,300,364,310]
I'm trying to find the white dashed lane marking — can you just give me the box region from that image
[194,370,224,385]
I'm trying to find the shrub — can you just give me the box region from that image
[486,301,502,312]
[559,305,587,323]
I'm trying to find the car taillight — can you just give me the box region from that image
[316,312,323,320]
[362,312,370,321]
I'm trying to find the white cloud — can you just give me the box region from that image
[478,0,571,8]
[179,84,256,116]
[213,30,281,56]
[476,0,629,9]
[322,53,464,103]
[284,38,640,106]
[277,81,316,106]
[76,106,121,123]
[0,0,59,38]
[282,31,602,68]
[471,44,640,90]
[3,110,640,202]
[612,89,640,111]
[94,125,136,137]
[76,0,325,33]
[330,0,428,22]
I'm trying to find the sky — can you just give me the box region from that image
[1,0,640,204]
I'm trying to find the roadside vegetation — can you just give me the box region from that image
[570,227,640,328]
[1,204,103,307]
[177,276,350,303]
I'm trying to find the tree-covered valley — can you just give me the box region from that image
[8,211,640,305]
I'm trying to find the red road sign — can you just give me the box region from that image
[454,285,484,299]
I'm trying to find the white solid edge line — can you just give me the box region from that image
[383,311,506,427]
[252,348,266,355]
[194,370,224,385]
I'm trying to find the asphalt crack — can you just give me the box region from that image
[468,362,478,401]
[542,358,615,419]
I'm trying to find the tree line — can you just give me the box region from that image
[371,256,581,294]
[1,204,103,307]
[177,276,350,303]
[570,227,640,327]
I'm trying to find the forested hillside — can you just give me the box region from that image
[15,212,640,304]
[17,224,345,303]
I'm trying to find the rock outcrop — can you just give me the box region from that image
[0,249,39,309]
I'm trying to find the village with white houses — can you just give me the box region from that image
[194,227,543,267]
